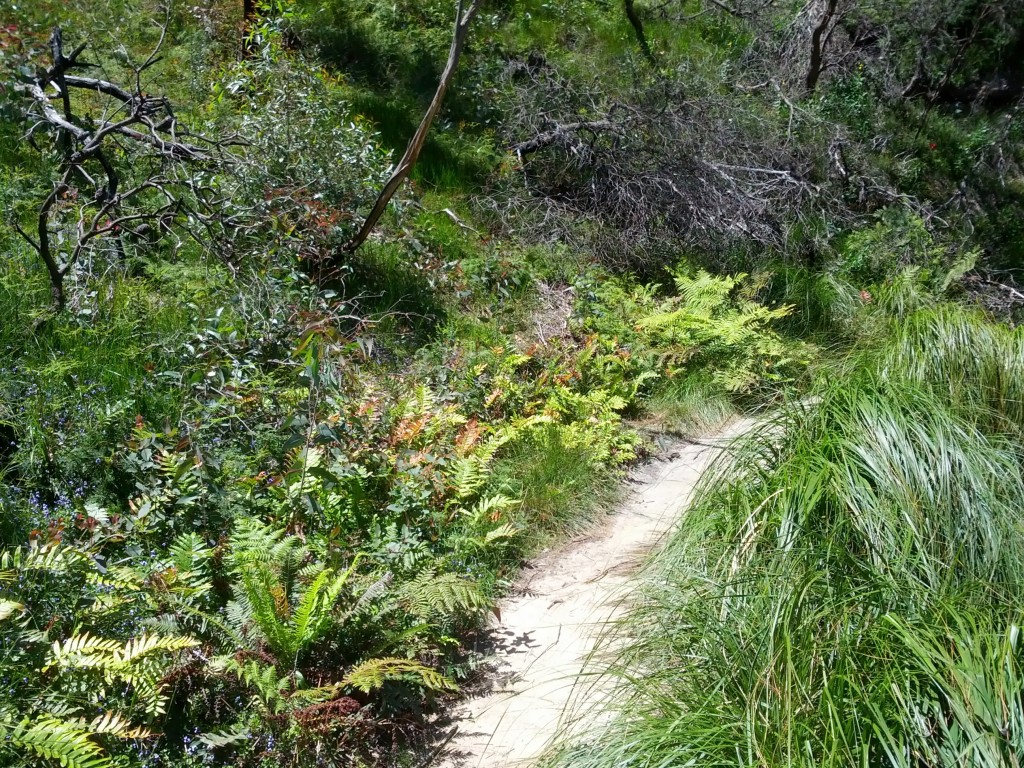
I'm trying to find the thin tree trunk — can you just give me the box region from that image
[624,0,656,65]
[804,0,838,94]
[344,0,482,254]
[242,0,257,55]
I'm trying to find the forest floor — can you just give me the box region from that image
[438,418,757,767]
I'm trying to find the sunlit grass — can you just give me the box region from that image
[492,423,620,540]
[546,305,1024,768]
[645,373,737,436]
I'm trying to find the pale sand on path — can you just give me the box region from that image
[438,418,756,768]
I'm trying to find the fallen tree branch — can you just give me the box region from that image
[513,120,619,158]
[62,74,134,102]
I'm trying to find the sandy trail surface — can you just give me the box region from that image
[439,419,755,768]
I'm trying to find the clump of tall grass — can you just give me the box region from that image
[875,304,1024,432]
[546,305,1024,768]
[646,373,737,436]
[760,266,862,339]
[491,423,620,539]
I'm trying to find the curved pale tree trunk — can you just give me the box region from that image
[344,0,483,254]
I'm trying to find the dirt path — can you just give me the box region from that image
[439,418,755,768]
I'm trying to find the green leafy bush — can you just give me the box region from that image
[208,22,389,270]
[837,208,954,285]
[579,266,810,431]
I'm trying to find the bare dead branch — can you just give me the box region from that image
[18,82,89,140]
[63,75,135,102]
[13,222,40,252]
[36,176,72,310]
[14,27,232,313]
[513,120,620,158]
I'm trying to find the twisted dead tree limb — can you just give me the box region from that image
[14,27,232,312]
[344,0,482,254]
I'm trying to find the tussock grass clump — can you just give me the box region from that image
[547,314,1024,767]
[491,423,619,539]
[876,304,1024,431]
[646,374,737,437]
[761,266,862,339]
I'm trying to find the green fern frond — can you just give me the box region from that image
[1,540,91,575]
[166,595,247,648]
[401,383,437,419]
[211,656,291,713]
[491,414,553,447]
[342,657,455,694]
[224,598,255,639]
[115,633,198,664]
[197,725,250,748]
[0,716,110,768]
[296,560,325,580]
[238,565,292,654]
[466,494,520,525]
[673,269,742,312]
[449,455,489,500]
[399,570,491,621]
[238,551,366,662]
[45,633,122,672]
[286,445,324,478]
[128,673,168,718]
[85,567,144,593]
[484,523,518,544]
[227,519,299,570]
[44,631,196,718]
[167,533,212,575]
[287,569,334,658]
[85,593,135,616]
[141,614,182,635]
[282,682,345,705]
[79,712,152,739]
[349,572,394,617]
